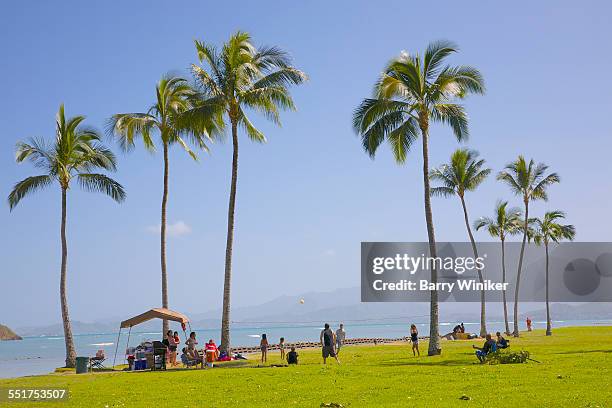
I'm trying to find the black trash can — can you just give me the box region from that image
[76,357,90,374]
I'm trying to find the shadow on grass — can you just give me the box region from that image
[552,349,612,355]
[107,361,252,374]
[379,357,475,367]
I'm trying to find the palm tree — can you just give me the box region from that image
[430,148,491,337]
[187,32,307,353]
[474,201,523,335]
[8,104,125,367]
[497,156,559,336]
[108,76,216,334]
[352,41,484,355]
[532,211,575,336]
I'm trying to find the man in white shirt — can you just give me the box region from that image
[335,323,346,354]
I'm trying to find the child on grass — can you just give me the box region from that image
[279,337,286,361]
[287,346,298,364]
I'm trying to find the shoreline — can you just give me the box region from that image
[2,322,611,379]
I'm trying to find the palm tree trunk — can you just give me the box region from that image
[501,237,510,335]
[459,196,487,337]
[60,187,76,368]
[545,241,552,336]
[513,201,529,337]
[220,119,239,354]
[420,122,440,356]
[161,142,169,335]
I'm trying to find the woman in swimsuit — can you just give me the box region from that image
[166,330,178,366]
[260,333,269,363]
[279,337,286,361]
[410,324,420,356]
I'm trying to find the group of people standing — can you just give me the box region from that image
[319,323,345,364]
[258,323,347,365]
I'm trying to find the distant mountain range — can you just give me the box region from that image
[15,287,612,336]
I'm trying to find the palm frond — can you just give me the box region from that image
[238,109,266,143]
[251,67,307,90]
[435,65,485,97]
[424,40,458,80]
[106,113,158,152]
[531,173,560,201]
[8,175,53,210]
[497,170,522,196]
[430,186,456,197]
[77,173,126,202]
[15,138,53,170]
[431,103,469,141]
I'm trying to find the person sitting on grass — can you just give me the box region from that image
[205,339,219,368]
[287,346,298,364]
[473,334,497,362]
[180,347,201,367]
[496,332,510,349]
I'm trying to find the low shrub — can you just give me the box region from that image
[486,350,530,364]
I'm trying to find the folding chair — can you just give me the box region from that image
[181,350,202,368]
[90,350,106,370]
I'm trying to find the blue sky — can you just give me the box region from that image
[1,1,611,327]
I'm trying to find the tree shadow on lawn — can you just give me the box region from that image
[552,349,612,355]
[379,356,476,367]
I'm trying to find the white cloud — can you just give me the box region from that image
[324,249,336,256]
[147,221,192,237]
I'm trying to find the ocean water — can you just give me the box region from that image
[1,319,610,379]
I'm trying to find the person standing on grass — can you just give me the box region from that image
[279,337,286,361]
[185,332,199,362]
[526,317,533,332]
[336,324,346,355]
[166,330,178,367]
[410,324,420,356]
[320,323,340,364]
[260,334,269,363]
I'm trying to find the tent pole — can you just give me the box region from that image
[112,328,122,368]
[125,326,132,366]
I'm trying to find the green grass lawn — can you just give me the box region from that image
[1,326,611,407]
